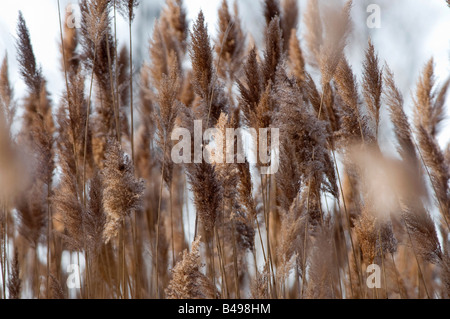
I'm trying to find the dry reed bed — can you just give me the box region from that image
[0,0,449,299]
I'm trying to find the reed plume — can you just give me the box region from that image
[166,237,218,299]
[215,0,245,81]
[102,139,144,242]
[362,40,383,135]
[288,29,305,85]
[190,11,227,126]
[186,161,222,234]
[16,12,43,96]
[413,59,450,227]
[161,0,188,54]
[52,159,84,250]
[303,0,322,67]
[320,0,352,85]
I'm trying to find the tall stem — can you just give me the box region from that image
[82,48,97,207]
[259,173,276,298]
[129,21,135,165]
[113,0,121,140]
[155,139,167,298]
[170,182,175,268]
[47,185,51,298]
[214,226,229,298]
[231,221,240,298]
[1,203,6,298]
[105,29,121,142]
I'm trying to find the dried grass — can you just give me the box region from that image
[0,0,449,300]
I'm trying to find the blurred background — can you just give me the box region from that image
[0,0,449,150]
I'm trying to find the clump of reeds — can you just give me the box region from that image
[0,0,449,300]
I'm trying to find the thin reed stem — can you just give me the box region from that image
[83,48,97,207]
[105,29,121,142]
[155,139,167,298]
[129,21,135,164]
[231,221,240,298]
[259,172,276,297]
[1,203,6,299]
[169,182,175,268]
[214,226,229,298]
